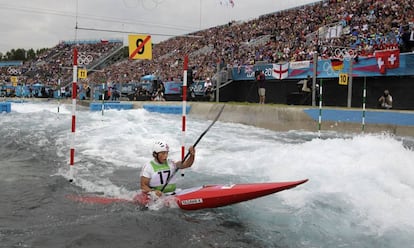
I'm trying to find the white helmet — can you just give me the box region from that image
[153,141,169,153]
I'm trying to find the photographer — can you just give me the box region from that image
[378,89,393,109]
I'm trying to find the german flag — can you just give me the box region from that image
[331,58,344,71]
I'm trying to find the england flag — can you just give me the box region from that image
[272,63,289,80]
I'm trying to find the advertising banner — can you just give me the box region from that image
[231,52,414,81]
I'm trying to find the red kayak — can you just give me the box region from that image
[67,179,308,210]
[133,179,308,210]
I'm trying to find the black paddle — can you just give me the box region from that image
[160,104,225,193]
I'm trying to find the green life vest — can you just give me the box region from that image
[150,160,176,193]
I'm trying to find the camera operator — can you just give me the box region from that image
[378,89,393,109]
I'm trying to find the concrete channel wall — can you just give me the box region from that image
[127,101,414,137]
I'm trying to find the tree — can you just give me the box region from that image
[26,49,36,60]
[0,47,47,61]
[12,48,26,60]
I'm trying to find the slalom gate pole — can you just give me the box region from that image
[57,78,61,115]
[181,55,188,176]
[101,82,105,116]
[318,79,323,137]
[69,47,78,182]
[362,77,366,132]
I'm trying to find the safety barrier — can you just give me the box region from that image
[6,99,27,103]
[304,108,414,126]
[143,104,191,115]
[90,102,133,111]
[0,102,11,113]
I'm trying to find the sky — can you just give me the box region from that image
[0,0,320,54]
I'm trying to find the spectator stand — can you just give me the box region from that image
[2,0,414,108]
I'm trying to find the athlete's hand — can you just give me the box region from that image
[188,146,195,156]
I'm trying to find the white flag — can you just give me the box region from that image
[272,63,289,80]
[289,61,310,70]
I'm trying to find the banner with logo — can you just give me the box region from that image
[231,52,413,80]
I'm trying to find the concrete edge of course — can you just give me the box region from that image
[7,98,413,137]
[128,101,414,137]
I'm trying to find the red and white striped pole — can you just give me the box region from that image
[69,48,78,181]
[181,55,188,165]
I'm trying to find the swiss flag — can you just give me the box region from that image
[386,49,400,69]
[375,49,400,74]
[375,51,387,74]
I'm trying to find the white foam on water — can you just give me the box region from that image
[6,102,414,247]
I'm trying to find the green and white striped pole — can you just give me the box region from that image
[318,79,323,136]
[362,77,366,132]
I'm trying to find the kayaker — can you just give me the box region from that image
[140,141,196,197]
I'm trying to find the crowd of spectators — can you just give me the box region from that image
[0,40,122,90]
[1,0,413,90]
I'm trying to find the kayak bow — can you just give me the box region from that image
[133,179,308,210]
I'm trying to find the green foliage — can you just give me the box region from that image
[0,47,47,61]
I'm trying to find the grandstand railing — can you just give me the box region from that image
[60,38,123,45]
[86,44,124,71]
